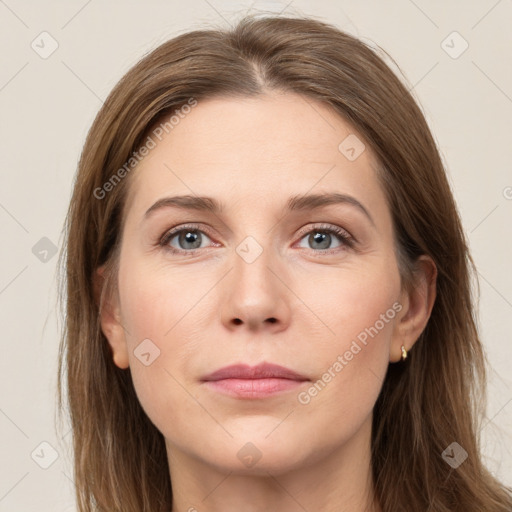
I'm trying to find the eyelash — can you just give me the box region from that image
[158,223,355,256]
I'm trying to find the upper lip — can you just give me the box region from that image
[201,362,309,382]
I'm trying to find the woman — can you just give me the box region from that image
[57,13,512,512]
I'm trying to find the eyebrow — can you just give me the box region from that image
[143,192,375,226]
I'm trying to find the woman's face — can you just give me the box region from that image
[104,92,407,475]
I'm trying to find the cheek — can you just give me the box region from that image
[118,258,208,343]
[293,257,400,349]
[116,259,213,422]
[293,262,399,420]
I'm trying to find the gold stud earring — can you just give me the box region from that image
[400,345,408,361]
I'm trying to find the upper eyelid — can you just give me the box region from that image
[161,223,214,242]
[296,223,352,238]
[161,223,349,236]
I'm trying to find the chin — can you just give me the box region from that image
[200,428,313,476]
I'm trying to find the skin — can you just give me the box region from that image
[98,91,437,512]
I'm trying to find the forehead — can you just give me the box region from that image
[123,92,387,222]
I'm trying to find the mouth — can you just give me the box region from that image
[201,362,310,399]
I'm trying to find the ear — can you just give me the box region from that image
[390,255,437,362]
[94,264,130,369]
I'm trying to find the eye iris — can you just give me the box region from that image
[310,232,331,250]
[179,230,202,250]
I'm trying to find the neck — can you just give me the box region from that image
[167,414,380,512]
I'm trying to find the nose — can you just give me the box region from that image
[219,243,291,333]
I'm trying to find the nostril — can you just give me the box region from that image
[233,318,243,325]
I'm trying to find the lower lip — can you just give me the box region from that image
[203,378,307,399]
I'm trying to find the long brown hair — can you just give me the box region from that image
[57,13,512,512]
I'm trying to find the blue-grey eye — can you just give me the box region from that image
[297,230,345,251]
[167,229,212,251]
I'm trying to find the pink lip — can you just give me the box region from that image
[201,363,309,399]
[202,362,308,381]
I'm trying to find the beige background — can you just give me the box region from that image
[0,0,511,510]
